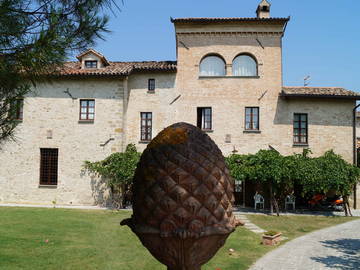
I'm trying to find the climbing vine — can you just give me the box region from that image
[84,144,141,209]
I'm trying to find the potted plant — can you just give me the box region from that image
[262,230,282,246]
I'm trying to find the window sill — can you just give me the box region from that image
[139,140,151,144]
[78,120,94,124]
[202,129,213,133]
[229,76,260,79]
[147,90,155,94]
[243,130,261,134]
[198,76,260,79]
[39,185,57,189]
[293,143,309,147]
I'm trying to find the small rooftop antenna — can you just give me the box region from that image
[304,75,311,86]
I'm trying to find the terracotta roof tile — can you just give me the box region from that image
[281,87,360,99]
[52,61,177,77]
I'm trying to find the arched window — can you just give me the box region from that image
[199,55,226,76]
[232,54,258,76]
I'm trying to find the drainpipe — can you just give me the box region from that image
[352,103,360,209]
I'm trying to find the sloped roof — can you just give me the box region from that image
[52,61,177,77]
[76,48,110,66]
[281,87,360,100]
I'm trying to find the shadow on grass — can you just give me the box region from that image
[310,238,360,270]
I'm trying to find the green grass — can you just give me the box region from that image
[246,214,358,241]
[0,207,356,270]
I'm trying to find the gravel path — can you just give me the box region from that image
[249,219,360,270]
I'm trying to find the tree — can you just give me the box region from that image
[296,150,360,216]
[247,150,295,216]
[84,144,141,209]
[0,0,120,144]
[226,150,295,216]
[226,149,360,216]
[225,153,253,182]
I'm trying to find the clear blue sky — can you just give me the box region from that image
[88,0,360,91]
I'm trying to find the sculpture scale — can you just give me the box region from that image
[121,122,242,270]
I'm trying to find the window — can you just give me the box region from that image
[140,112,152,141]
[84,60,98,68]
[197,107,212,130]
[293,113,308,144]
[232,54,258,76]
[11,98,24,121]
[199,55,226,76]
[79,99,95,121]
[40,148,58,186]
[245,107,259,130]
[148,79,155,92]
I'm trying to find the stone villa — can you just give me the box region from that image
[1,1,359,208]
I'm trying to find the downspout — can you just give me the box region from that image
[352,103,360,209]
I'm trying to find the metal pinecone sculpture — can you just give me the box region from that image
[121,122,241,270]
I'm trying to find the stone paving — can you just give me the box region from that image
[249,219,360,270]
[234,213,266,234]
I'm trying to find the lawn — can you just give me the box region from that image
[246,214,358,240]
[0,207,356,270]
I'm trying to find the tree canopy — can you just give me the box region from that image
[0,0,120,144]
[226,149,360,216]
[226,150,295,215]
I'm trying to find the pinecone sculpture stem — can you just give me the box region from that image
[122,122,239,270]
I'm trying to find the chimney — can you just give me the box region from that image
[256,0,271,19]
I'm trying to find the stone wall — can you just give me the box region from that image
[0,78,124,205]
[125,73,177,152]
[173,31,283,156]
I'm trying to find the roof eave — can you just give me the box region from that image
[131,67,177,73]
[44,68,177,78]
[45,73,129,79]
[171,17,290,24]
[280,93,360,100]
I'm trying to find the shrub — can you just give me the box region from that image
[84,144,141,209]
[264,230,280,236]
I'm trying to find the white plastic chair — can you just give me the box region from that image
[285,195,296,210]
[254,193,264,210]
